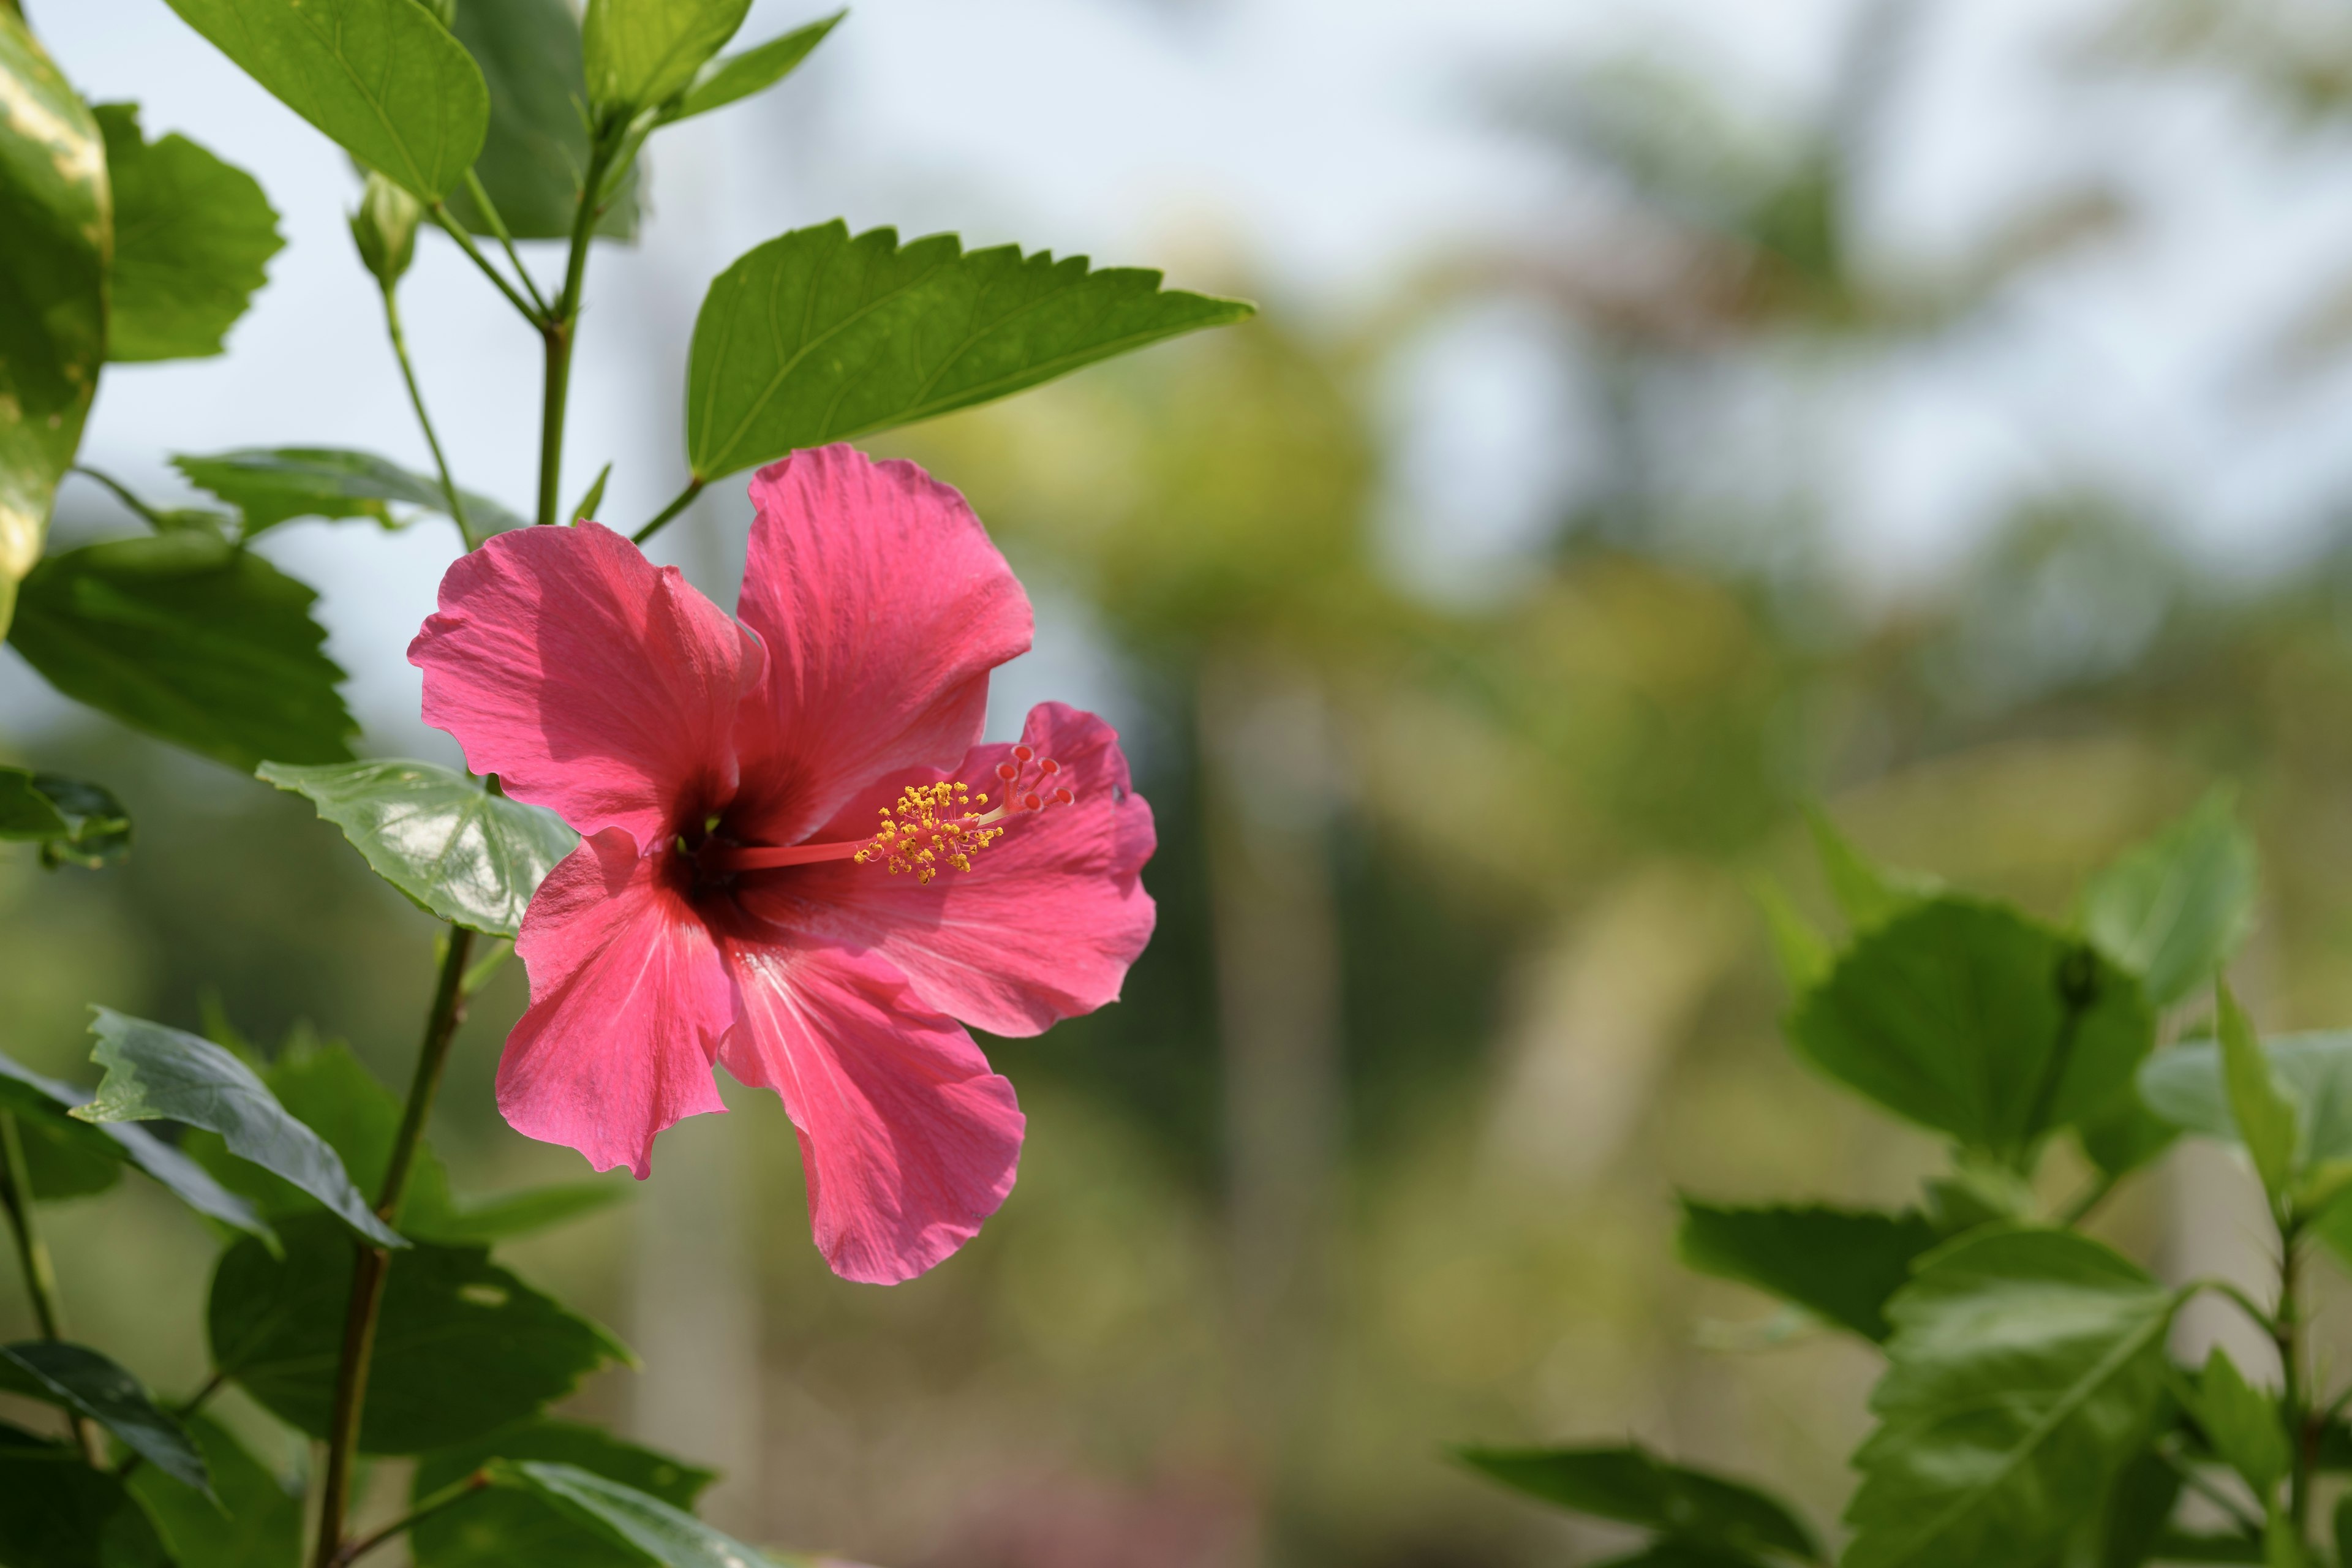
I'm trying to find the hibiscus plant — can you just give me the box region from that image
[0,1,1242,1563]
[1460,795,2352,1566]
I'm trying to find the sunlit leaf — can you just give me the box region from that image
[583,0,752,116]
[173,447,526,545]
[0,1421,172,1568]
[664,9,840,123]
[1676,1200,1937,1342]
[685,221,1256,482]
[161,0,489,201]
[413,1419,713,1568]
[1455,1444,1821,1562]
[0,1341,208,1493]
[95,102,282,363]
[491,1461,778,1568]
[0,1045,266,1234]
[2081,788,2257,1009]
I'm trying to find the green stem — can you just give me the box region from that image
[70,466,171,530]
[460,171,549,318]
[380,285,473,547]
[2280,1223,2311,1538]
[631,478,706,546]
[2156,1444,2264,1537]
[331,1468,492,1568]
[311,925,477,1568]
[536,134,620,528]
[428,204,545,326]
[0,1112,103,1466]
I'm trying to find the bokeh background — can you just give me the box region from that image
[12,0,2352,1562]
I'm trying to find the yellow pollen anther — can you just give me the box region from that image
[853,778,1003,884]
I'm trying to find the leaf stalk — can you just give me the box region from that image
[380,284,473,547]
[0,1110,104,1466]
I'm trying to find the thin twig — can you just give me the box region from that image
[460,170,550,317]
[331,1469,492,1567]
[427,204,545,326]
[380,285,473,547]
[631,478,707,546]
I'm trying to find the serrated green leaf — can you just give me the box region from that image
[1676,1200,1938,1342]
[685,221,1256,482]
[0,1046,266,1234]
[95,102,282,363]
[0,1341,208,1493]
[259,760,577,938]
[1788,897,2155,1156]
[74,1009,402,1248]
[126,1414,301,1568]
[584,0,753,115]
[665,9,839,123]
[1806,807,1934,932]
[161,0,489,202]
[1453,1444,1820,1562]
[1844,1228,2182,1568]
[0,10,107,638]
[2220,984,2299,1212]
[2082,790,2258,1011]
[210,1213,629,1454]
[414,1419,713,1568]
[173,447,525,544]
[427,1179,631,1244]
[6,530,355,772]
[447,0,641,240]
[0,1421,172,1568]
[492,1461,786,1568]
[2184,1348,2290,1498]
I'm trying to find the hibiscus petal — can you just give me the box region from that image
[501,829,732,1178]
[719,938,1023,1285]
[731,447,1032,846]
[410,521,762,846]
[744,703,1156,1038]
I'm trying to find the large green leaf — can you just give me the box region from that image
[160,0,489,202]
[0,10,107,637]
[446,0,640,240]
[1454,1444,1820,1562]
[6,530,356,772]
[1788,898,2154,1156]
[259,760,577,938]
[209,1213,630,1454]
[2081,789,2256,1010]
[684,221,1257,482]
[414,1419,714,1568]
[0,1341,208,1493]
[95,103,282,363]
[663,9,840,124]
[0,1421,172,1568]
[1676,1200,1939,1342]
[491,1461,776,1568]
[0,1046,266,1234]
[1844,1228,2182,1568]
[582,0,753,116]
[173,447,525,545]
[126,1414,301,1568]
[73,1009,402,1248]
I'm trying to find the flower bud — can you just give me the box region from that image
[349,172,421,289]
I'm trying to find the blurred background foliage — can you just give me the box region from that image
[18,0,2352,1564]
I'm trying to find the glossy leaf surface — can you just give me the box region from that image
[260,760,576,938]
[0,1046,265,1233]
[162,0,489,200]
[74,1009,401,1247]
[7,530,355,771]
[1676,1200,1938,1342]
[685,221,1256,481]
[0,1422,171,1568]
[210,1214,629,1453]
[96,102,282,363]
[413,1419,713,1568]
[2081,788,2256,1009]
[0,10,106,636]
[173,447,525,545]
[493,1461,777,1568]
[0,1340,208,1492]
[1456,1444,1820,1561]
[1844,1229,2180,1568]
[126,1414,302,1568]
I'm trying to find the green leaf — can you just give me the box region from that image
[1588,1548,1774,1568]
[351,170,423,288]
[1453,1444,1820,1562]
[6,530,355,772]
[259,760,578,938]
[2141,1032,2352,1167]
[73,1008,403,1248]
[2184,1348,2290,1498]
[2220,984,2299,1211]
[2152,1529,2264,1564]
[426,1180,631,1245]
[0,1046,266,1234]
[209,1213,629,1454]
[445,0,641,241]
[2074,1085,2181,1180]
[685,221,1257,483]
[0,10,107,638]
[1787,898,2155,1156]
[2338,1495,2352,1568]
[172,447,525,543]
[664,9,840,123]
[2094,1450,2180,1568]
[491,1461,787,1568]
[1676,1200,1939,1342]
[1749,875,1830,993]
[0,1341,208,1493]
[18,772,130,870]
[0,766,69,839]
[1844,1227,2183,1568]
[95,103,282,363]
[1806,807,1934,932]
[0,1421,172,1568]
[2081,790,2258,1010]
[160,0,489,202]
[126,1414,301,1568]
[414,1419,713,1568]
[571,463,612,524]
[583,0,753,115]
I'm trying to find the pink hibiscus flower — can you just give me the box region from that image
[408,445,1156,1284]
